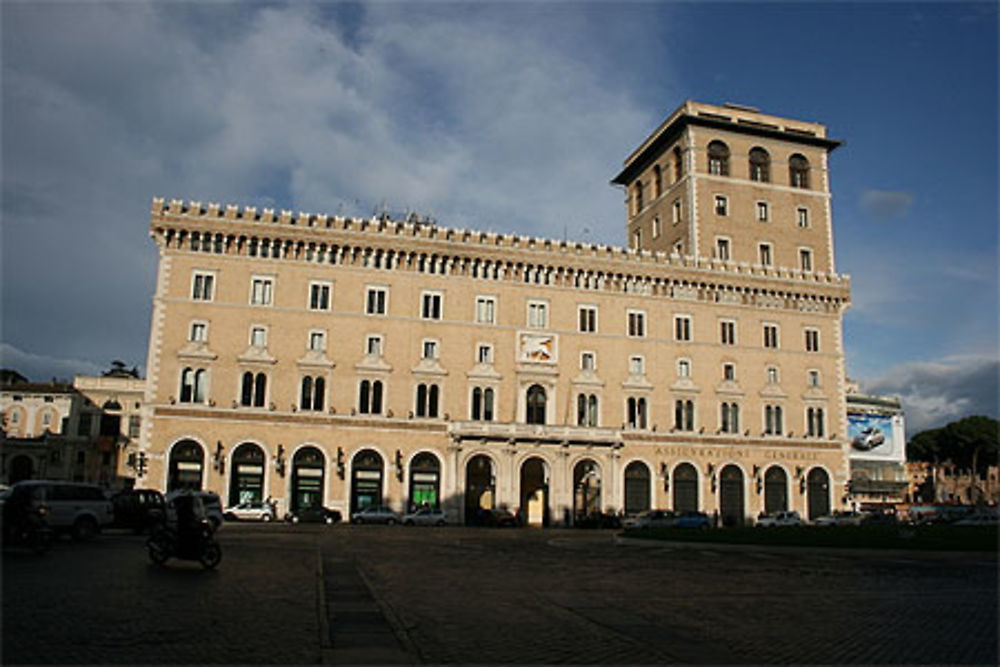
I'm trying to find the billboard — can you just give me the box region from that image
[847,412,905,463]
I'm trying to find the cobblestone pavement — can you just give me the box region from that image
[3,524,997,665]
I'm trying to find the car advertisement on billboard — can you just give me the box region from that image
[847,412,905,462]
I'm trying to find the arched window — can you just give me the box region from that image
[789,154,810,188]
[415,384,439,418]
[253,373,267,407]
[472,388,484,421]
[359,380,383,414]
[371,380,383,414]
[300,377,325,411]
[483,388,494,421]
[673,146,683,181]
[627,397,647,429]
[416,384,427,417]
[708,140,730,176]
[359,380,370,413]
[765,405,784,435]
[526,385,546,425]
[588,394,598,427]
[633,180,644,215]
[577,394,587,426]
[749,147,770,182]
[180,368,195,403]
[240,371,259,407]
[653,165,662,199]
[675,399,694,431]
[807,407,825,437]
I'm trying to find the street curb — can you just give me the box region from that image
[614,533,999,561]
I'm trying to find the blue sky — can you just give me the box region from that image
[1,1,997,433]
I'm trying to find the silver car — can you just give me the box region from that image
[402,507,447,526]
[350,505,400,525]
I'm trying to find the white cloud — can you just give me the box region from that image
[859,188,914,221]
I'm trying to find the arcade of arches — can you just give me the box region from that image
[152,438,839,525]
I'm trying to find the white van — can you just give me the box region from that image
[10,481,114,540]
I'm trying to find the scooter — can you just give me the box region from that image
[147,518,222,569]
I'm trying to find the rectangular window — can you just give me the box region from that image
[799,249,813,272]
[714,195,728,216]
[758,243,773,266]
[250,326,267,348]
[756,201,769,222]
[309,331,326,352]
[128,415,141,438]
[632,229,642,249]
[191,272,214,301]
[720,320,736,345]
[578,306,597,333]
[627,310,646,337]
[797,208,810,228]
[581,352,596,371]
[652,216,662,239]
[189,321,207,343]
[672,199,682,224]
[477,344,493,364]
[805,328,820,353]
[421,292,442,320]
[366,335,383,357]
[764,324,779,349]
[715,238,730,261]
[309,282,331,311]
[678,359,691,378]
[767,367,779,384]
[251,277,274,306]
[527,301,548,329]
[629,355,644,376]
[675,315,692,342]
[475,296,496,325]
[723,363,736,381]
[808,370,820,387]
[422,340,439,360]
[366,287,388,316]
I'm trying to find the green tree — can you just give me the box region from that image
[908,416,999,473]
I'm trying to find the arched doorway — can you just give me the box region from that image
[9,455,33,484]
[764,466,788,514]
[673,463,698,513]
[408,452,440,511]
[623,461,651,516]
[719,465,745,527]
[350,449,383,515]
[807,467,831,520]
[228,443,266,506]
[291,446,325,512]
[168,440,204,492]
[573,459,602,522]
[464,455,495,525]
[519,457,549,527]
[526,385,546,425]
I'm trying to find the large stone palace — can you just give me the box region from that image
[136,101,852,525]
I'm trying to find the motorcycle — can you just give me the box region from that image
[147,518,222,569]
[2,497,54,555]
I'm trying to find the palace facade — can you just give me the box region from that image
[138,101,852,525]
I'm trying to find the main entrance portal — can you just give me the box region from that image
[350,449,384,515]
[168,440,204,492]
[519,457,549,527]
[573,459,601,522]
[290,446,325,512]
[464,455,495,525]
[228,442,265,506]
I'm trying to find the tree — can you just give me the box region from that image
[908,416,999,474]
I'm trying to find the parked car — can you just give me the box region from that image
[111,489,167,533]
[623,509,675,530]
[285,505,342,525]
[672,511,710,529]
[402,507,448,526]
[954,512,999,527]
[7,481,114,541]
[813,511,864,527]
[223,501,275,522]
[756,511,804,527]
[860,510,899,526]
[481,508,519,527]
[165,490,224,530]
[351,505,401,525]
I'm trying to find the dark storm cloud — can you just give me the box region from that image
[864,357,1000,434]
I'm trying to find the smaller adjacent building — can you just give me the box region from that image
[0,368,145,489]
[907,461,1000,506]
[845,381,908,509]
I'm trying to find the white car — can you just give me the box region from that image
[401,507,447,526]
[814,511,864,527]
[623,509,675,530]
[756,510,803,527]
[223,501,275,522]
[852,426,886,451]
[165,490,224,530]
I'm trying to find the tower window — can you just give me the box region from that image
[707,140,730,176]
[749,147,770,182]
[789,154,811,188]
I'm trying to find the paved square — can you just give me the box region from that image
[3,525,997,664]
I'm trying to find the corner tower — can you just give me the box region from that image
[612,101,842,274]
